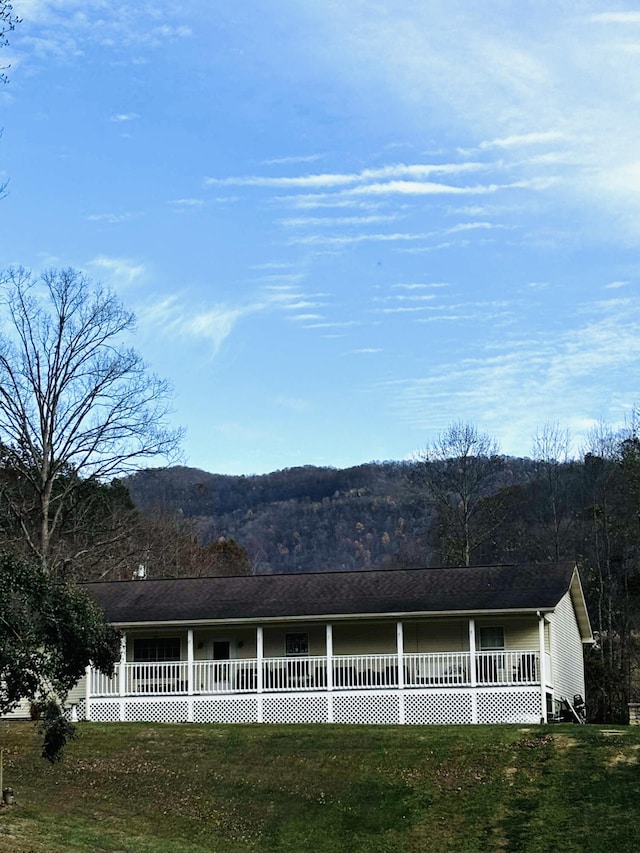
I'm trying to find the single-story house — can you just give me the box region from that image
[61,561,592,726]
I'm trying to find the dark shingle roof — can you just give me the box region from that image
[82,562,577,625]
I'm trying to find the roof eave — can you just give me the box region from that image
[107,605,558,630]
[569,566,594,643]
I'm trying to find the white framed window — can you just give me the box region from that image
[133,637,181,662]
[285,632,308,656]
[479,626,505,650]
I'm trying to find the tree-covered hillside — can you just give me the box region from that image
[124,462,427,573]
[123,455,537,574]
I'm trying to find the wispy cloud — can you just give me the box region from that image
[278,195,386,211]
[87,211,136,224]
[605,280,630,290]
[168,198,205,209]
[344,180,509,197]
[186,306,247,349]
[205,161,486,190]
[289,231,432,247]
[278,214,400,227]
[138,294,256,355]
[303,320,360,329]
[138,281,335,354]
[87,255,145,287]
[386,295,640,454]
[445,221,505,234]
[393,282,449,290]
[377,305,439,314]
[251,262,297,271]
[262,154,324,166]
[287,313,325,323]
[478,131,566,151]
[286,1,640,245]
[110,112,139,123]
[589,12,640,24]
[283,300,327,310]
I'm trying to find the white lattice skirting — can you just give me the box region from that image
[84,687,543,726]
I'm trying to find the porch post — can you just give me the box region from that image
[256,625,264,723]
[538,613,547,723]
[187,629,194,723]
[469,619,478,724]
[397,621,405,724]
[326,623,333,723]
[84,664,92,722]
[118,632,127,722]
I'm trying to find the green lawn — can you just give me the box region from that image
[0,721,639,852]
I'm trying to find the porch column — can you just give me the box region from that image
[469,619,478,724]
[118,632,127,722]
[326,623,333,723]
[256,625,264,723]
[187,629,194,723]
[397,621,405,724]
[538,613,547,723]
[84,664,92,722]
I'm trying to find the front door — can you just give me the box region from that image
[212,640,232,690]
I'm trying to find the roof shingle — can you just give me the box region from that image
[82,562,577,625]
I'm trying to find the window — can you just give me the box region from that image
[133,637,181,662]
[479,626,504,650]
[285,633,308,656]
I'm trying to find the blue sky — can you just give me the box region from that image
[2,1,640,474]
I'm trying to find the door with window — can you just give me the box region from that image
[211,639,233,689]
[478,626,505,684]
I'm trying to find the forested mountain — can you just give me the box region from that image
[122,457,534,575]
[125,462,424,573]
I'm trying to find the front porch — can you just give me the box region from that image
[89,649,546,696]
[80,616,553,726]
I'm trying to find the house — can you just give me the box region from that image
[65,562,592,726]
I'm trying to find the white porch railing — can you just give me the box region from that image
[404,652,471,686]
[90,669,119,696]
[475,650,540,685]
[89,650,542,697]
[332,653,399,688]
[262,656,326,691]
[125,662,189,695]
[195,659,257,694]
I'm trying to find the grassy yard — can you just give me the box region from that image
[0,721,639,852]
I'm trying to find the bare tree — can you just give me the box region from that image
[531,422,575,561]
[0,1,19,84]
[415,421,505,566]
[0,1,20,198]
[0,267,182,572]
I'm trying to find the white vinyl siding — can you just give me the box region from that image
[332,622,397,655]
[549,591,585,702]
[412,619,468,653]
